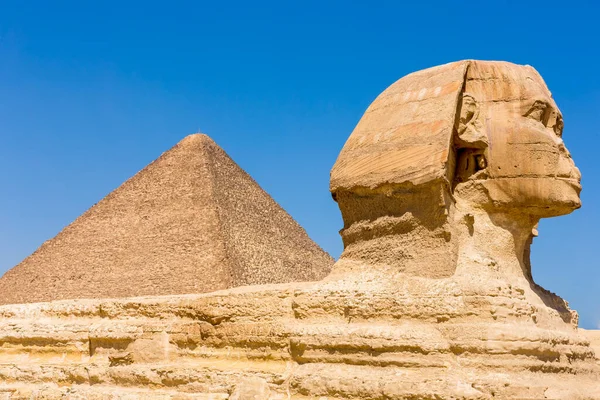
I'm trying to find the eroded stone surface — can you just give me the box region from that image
[0,60,598,399]
[582,329,600,364]
[0,288,597,399]
[230,377,271,400]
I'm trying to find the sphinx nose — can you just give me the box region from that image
[555,140,580,180]
[572,166,582,181]
[557,140,571,158]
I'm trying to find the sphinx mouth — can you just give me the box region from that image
[556,177,582,192]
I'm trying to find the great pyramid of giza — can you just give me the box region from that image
[0,134,333,305]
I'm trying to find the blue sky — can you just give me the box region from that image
[0,1,598,328]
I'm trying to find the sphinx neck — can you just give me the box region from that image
[334,206,538,281]
[452,206,538,282]
[336,212,459,278]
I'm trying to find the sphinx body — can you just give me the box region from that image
[0,61,598,399]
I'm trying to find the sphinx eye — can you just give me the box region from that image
[525,101,550,125]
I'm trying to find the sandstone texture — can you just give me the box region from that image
[0,60,598,399]
[0,134,333,305]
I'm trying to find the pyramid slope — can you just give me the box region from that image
[0,134,333,305]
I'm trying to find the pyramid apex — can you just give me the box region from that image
[179,133,216,146]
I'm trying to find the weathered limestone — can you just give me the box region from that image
[0,60,598,399]
[0,134,333,305]
[582,329,600,364]
[0,286,598,399]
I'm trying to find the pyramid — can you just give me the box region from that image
[0,134,333,305]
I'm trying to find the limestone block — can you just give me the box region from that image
[581,328,600,362]
[230,377,271,400]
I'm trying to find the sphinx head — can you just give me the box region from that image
[330,60,581,276]
[453,61,581,215]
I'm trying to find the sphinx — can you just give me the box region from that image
[329,60,582,327]
[0,60,597,399]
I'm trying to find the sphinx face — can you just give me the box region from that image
[459,64,581,217]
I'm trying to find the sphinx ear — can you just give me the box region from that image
[455,93,488,149]
[453,93,489,184]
